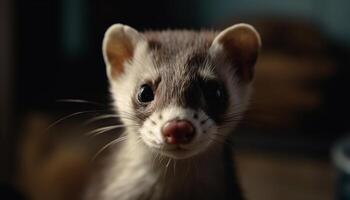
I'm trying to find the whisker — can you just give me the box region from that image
[86,124,138,136]
[56,99,105,107]
[209,136,231,146]
[165,158,171,175]
[46,110,106,132]
[91,136,128,161]
[166,158,171,167]
[83,114,120,125]
[222,112,244,119]
[134,136,143,146]
[173,159,177,176]
[117,111,144,122]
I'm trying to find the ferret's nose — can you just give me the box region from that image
[162,120,195,145]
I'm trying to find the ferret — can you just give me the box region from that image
[86,23,261,200]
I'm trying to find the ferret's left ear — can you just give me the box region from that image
[210,23,261,83]
[102,24,144,80]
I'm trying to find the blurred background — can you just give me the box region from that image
[1,0,350,199]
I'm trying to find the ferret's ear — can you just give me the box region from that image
[210,23,261,83]
[103,24,143,79]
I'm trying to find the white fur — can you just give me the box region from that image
[140,106,216,159]
[110,41,158,127]
[103,24,145,80]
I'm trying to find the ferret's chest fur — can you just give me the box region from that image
[99,133,235,200]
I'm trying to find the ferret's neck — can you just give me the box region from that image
[101,131,238,200]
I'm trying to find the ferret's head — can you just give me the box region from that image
[103,24,260,159]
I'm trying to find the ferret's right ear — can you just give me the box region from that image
[103,24,143,80]
[210,23,261,83]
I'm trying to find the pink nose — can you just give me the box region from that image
[162,120,195,144]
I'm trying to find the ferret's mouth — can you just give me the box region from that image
[151,144,202,159]
[165,145,190,152]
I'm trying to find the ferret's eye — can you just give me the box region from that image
[138,84,154,103]
[203,81,226,104]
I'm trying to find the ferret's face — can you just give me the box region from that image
[103,24,260,159]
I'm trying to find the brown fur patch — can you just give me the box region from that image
[219,28,260,82]
[106,37,134,79]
